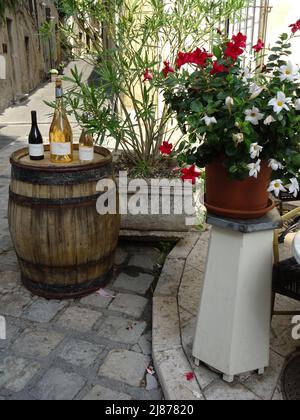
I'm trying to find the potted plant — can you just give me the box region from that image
[58,62,65,76]
[49,69,59,83]
[55,0,252,231]
[154,21,300,219]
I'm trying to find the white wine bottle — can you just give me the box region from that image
[49,79,73,163]
[79,116,94,162]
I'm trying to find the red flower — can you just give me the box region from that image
[177,52,189,69]
[162,61,175,78]
[232,32,247,48]
[289,19,300,33]
[176,48,212,69]
[181,165,201,184]
[159,141,173,155]
[143,68,153,82]
[252,39,265,53]
[191,48,213,67]
[185,372,194,381]
[210,61,229,75]
[225,42,244,61]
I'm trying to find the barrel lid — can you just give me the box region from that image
[10,145,112,173]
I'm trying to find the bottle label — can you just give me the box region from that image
[79,146,94,161]
[29,144,44,157]
[51,142,71,156]
[56,87,63,98]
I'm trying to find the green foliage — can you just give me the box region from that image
[158,27,300,187]
[56,0,248,164]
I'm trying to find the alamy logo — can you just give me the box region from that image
[95,171,204,226]
[0,316,6,340]
[292,316,300,340]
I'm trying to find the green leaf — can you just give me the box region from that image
[268,55,279,62]
[292,154,300,167]
[213,46,222,60]
[280,33,289,41]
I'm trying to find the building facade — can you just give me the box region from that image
[0,0,59,113]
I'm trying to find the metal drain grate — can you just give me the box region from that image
[282,354,300,400]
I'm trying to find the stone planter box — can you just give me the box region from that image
[117,178,203,233]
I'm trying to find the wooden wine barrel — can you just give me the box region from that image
[8,145,120,299]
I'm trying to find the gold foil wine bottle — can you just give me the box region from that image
[49,79,73,163]
[79,116,94,163]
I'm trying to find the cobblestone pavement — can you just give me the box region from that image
[0,140,164,400]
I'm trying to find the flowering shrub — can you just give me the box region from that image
[57,0,248,175]
[154,22,300,197]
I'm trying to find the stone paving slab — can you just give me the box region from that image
[239,351,285,400]
[0,290,34,317]
[0,356,40,393]
[113,272,155,295]
[154,348,204,400]
[98,316,147,345]
[0,251,19,272]
[98,349,150,387]
[109,293,148,319]
[31,368,86,401]
[153,296,181,352]
[12,327,65,359]
[128,255,157,271]
[154,258,185,298]
[56,306,102,332]
[59,339,105,368]
[138,332,152,356]
[0,271,21,294]
[204,381,261,401]
[0,323,19,350]
[83,384,132,400]
[79,293,113,310]
[22,299,67,323]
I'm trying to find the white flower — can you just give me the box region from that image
[269,159,284,171]
[264,115,276,125]
[288,178,300,198]
[249,83,263,99]
[250,143,263,159]
[225,97,234,108]
[202,115,217,126]
[242,67,253,82]
[267,179,287,197]
[295,99,300,111]
[268,91,292,114]
[233,133,244,144]
[279,61,300,82]
[248,160,261,179]
[245,107,264,125]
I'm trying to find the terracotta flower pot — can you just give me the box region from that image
[205,157,275,219]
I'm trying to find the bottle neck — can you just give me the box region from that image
[31,112,37,126]
[55,87,63,109]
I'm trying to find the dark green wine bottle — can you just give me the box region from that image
[29,111,44,161]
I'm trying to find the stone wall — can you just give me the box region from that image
[0,0,59,113]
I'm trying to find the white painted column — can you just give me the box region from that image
[192,212,280,382]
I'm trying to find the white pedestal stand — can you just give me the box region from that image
[192,210,282,382]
